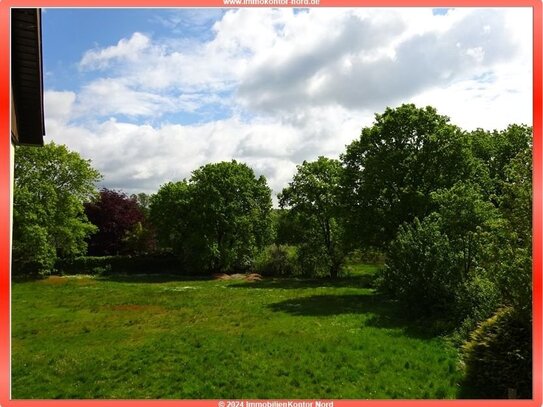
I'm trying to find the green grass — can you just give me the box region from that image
[12,265,462,399]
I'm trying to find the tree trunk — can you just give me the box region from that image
[330,263,339,279]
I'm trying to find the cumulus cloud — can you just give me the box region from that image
[238,8,518,113]
[43,7,532,200]
[80,32,151,69]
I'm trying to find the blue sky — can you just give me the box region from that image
[41,7,533,197]
[43,8,231,125]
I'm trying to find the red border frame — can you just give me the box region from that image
[1,2,541,406]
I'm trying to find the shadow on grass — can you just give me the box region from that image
[268,293,442,339]
[228,274,377,290]
[96,274,212,284]
[11,274,47,283]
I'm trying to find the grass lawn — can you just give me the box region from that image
[12,264,462,399]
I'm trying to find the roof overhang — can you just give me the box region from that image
[11,8,45,146]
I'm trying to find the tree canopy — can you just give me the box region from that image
[13,143,101,274]
[279,156,345,278]
[341,104,477,248]
[151,160,273,273]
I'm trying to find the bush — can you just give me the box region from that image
[378,214,462,316]
[296,243,335,277]
[254,245,298,276]
[344,248,385,265]
[460,307,532,399]
[12,225,56,276]
[453,274,501,341]
[55,253,189,276]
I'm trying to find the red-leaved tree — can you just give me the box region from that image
[85,189,145,256]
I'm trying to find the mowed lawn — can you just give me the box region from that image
[12,265,461,399]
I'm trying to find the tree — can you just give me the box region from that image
[272,208,306,246]
[380,182,501,320]
[341,104,478,248]
[130,192,152,216]
[150,161,273,273]
[279,157,345,278]
[149,180,192,257]
[379,214,460,315]
[13,143,101,274]
[127,192,157,254]
[468,124,532,199]
[84,189,145,256]
[430,182,499,279]
[482,147,532,319]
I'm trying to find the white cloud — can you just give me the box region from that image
[44,90,76,124]
[44,7,533,200]
[238,8,519,113]
[80,32,151,69]
[75,78,177,118]
[44,106,364,198]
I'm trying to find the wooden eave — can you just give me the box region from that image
[11,8,45,146]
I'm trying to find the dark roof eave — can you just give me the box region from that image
[11,8,45,146]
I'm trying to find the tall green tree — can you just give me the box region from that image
[130,192,152,216]
[149,180,192,257]
[341,104,478,248]
[13,143,101,274]
[482,147,532,319]
[468,124,532,198]
[150,161,273,273]
[380,183,501,320]
[279,157,345,278]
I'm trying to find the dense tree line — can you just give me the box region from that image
[150,160,272,274]
[12,104,532,398]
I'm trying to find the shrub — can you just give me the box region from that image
[378,214,462,316]
[55,253,188,276]
[453,274,501,342]
[296,243,335,277]
[344,248,385,265]
[460,307,532,399]
[12,225,56,276]
[254,245,298,276]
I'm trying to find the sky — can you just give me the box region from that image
[41,7,533,200]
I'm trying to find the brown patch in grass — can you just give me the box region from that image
[212,273,263,282]
[40,276,69,285]
[40,275,97,286]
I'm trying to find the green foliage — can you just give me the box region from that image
[341,104,477,248]
[151,161,273,273]
[380,179,510,326]
[13,143,101,275]
[379,214,462,316]
[55,253,184,276]
[279,156,345,278]
[452,275,501,342]
[460,307,532,399]
[468,124,532,198]
[480,147,532,317]
[271,208,306,245]
[430,182,500,278]
[149,180,191,256]
[130,192,152,216]
[121,221,156,255]
[345,248,385,265]
[253,244,298,276]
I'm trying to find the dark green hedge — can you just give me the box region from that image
[55,253,188,276]
[460,307,532,399]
